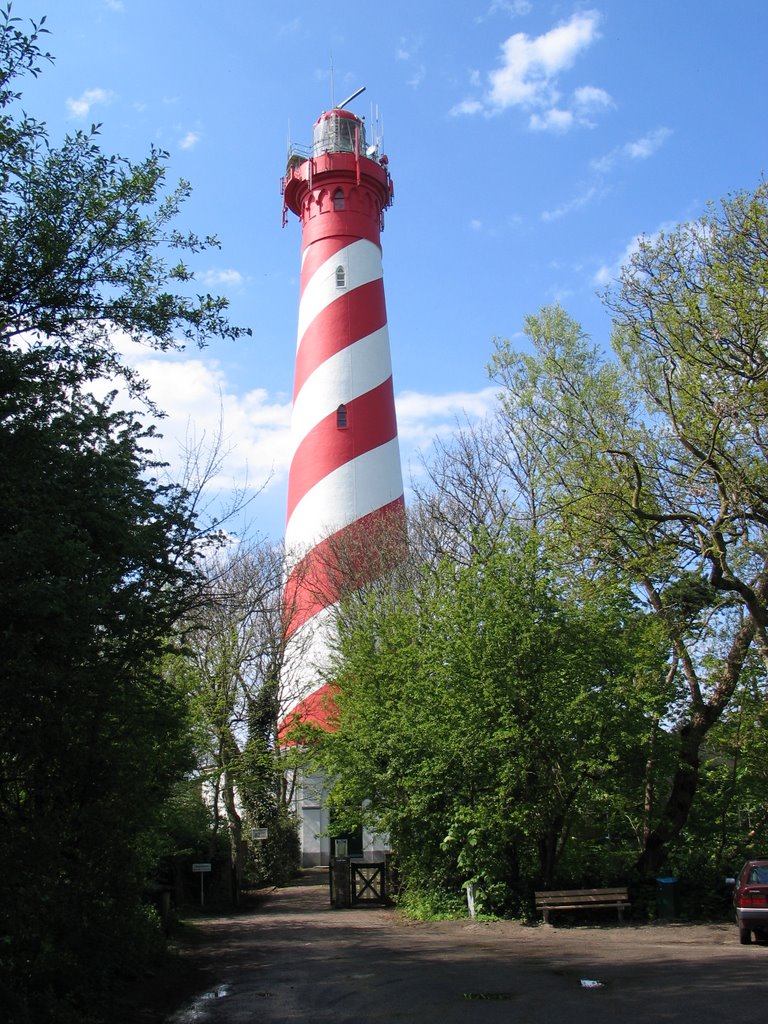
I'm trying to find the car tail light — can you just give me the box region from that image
[737,888,768,907]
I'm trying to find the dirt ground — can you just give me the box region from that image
[115,869,768,1024]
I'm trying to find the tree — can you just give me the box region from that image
[0,8,249,1019]
[489,181,768,875]
[0,22,246,388]
[320,527,650,914]
[409,418,514,567]
[606,183,768,661]
[0,348,200,1019]
[173,541,300,899]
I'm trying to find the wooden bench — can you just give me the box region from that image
[535,887,630,924]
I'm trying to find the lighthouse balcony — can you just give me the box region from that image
[284,107,378,174]
[283,150,391,194]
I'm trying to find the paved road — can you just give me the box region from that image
[167,869,768,1023]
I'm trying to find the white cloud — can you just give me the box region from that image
[179,130,201,150]
[529,108,573,133]
[625,126,672,159]
[396,386,498,449]
[594,236,639,287]
[396,37,419,61]
[66,88,114,119]
[453,10,609,132]
[592,127,672,173]
[113,341,293,494]
[488,0,533,16]
[593,226,673,287]
[595,218,681,288]
[406,65,426,88]
[530,85,611,132]
[574,85,613,114]
[396,35,426,88]
[278,17,301,36]
[541,185,598,221]
[591,149,618,174]
[488,10,601,109]
[199,269,244,288]
[450,98,485,117]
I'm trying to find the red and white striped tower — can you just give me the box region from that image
[280,94,405,743]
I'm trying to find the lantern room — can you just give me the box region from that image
[312,108,368,157]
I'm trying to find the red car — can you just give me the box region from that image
[734,859,768,944]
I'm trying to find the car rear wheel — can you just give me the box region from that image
[739,924,752,945]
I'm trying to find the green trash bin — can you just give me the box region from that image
[656,876,679,918]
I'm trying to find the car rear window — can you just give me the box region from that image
[747,867,768,883]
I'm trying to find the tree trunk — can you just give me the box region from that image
[642,717,658,847]
[222,766,244,905]
[635,721,703,876]
[636,614,757,877]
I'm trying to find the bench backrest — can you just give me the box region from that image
[535,887,628,906]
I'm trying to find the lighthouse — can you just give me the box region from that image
[280,92,405,864]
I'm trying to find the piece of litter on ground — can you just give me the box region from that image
[580,979,603,988]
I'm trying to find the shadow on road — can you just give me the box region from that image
[162,869,768,1024]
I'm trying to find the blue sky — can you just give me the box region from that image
[18,0,768,539]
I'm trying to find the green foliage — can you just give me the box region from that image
[488,181,768,876]
[248,803,301,887]
[320,529,652,916]
[0,7,248,400]
[0,318,197,1024]
[0,8,248,1020]
[240,675,301,886]
[673,660,768,871]
[396,888,467,921]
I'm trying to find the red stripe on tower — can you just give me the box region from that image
[281,100,405,730]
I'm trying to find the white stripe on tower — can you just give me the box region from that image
[281,106,405,716]
[287,438,403,555]
[288,325,392,458]
[295,238,383,344]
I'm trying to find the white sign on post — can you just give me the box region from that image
[251,828,268,841]
[192,862,212,906]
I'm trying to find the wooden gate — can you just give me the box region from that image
[351,860,387,905]
[329,855,390,907]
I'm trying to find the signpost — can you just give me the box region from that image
[251,828,268,842]
[192,862,212,906]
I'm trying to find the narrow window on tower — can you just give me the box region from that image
[333,188,345,210]
[336,404,348,429]
[335,265,346,288]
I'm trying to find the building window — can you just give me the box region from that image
[335,265,346,288]
[333,188,345,210]
[336,404,348,429]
